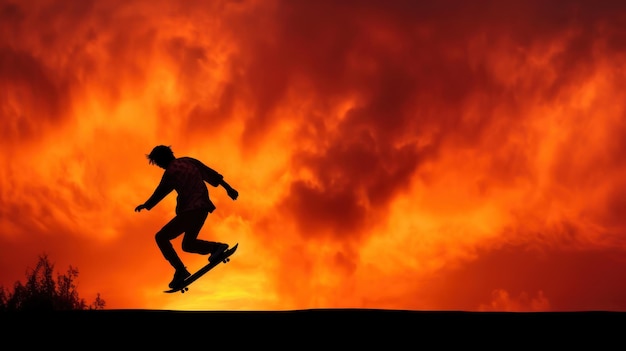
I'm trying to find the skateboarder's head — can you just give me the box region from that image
[147,145,175,169]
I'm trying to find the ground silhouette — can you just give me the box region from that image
[2,308,622,347]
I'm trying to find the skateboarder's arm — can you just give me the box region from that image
[189,158,224,187]
[188,158,238,200]
[219,179,238,200]
[139,174,175,211]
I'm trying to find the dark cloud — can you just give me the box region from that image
[0,47,69,142]
[433,244,626,311]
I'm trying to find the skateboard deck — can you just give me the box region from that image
[164,243,238,294]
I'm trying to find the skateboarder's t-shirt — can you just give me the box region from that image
[144,157,224,214]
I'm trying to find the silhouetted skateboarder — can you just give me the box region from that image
[135,145,239,289]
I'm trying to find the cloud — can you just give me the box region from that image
[1,0,626,310]
[478,289,551,312]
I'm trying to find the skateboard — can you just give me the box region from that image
[164,243,238,294]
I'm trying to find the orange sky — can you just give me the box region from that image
[1,0,626,311]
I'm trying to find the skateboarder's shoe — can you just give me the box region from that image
[168,268,191,289]
[209,243,229,263]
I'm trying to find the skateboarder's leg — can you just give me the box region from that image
[156,216,193,288]
[179,209,226,256]
[155,215,187,271]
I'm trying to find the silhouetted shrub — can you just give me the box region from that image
[0,253,105,311]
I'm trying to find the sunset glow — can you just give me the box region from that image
[1,0,626,311]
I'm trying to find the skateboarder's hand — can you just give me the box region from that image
[135,204,147,212]
[226,187,238,200]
